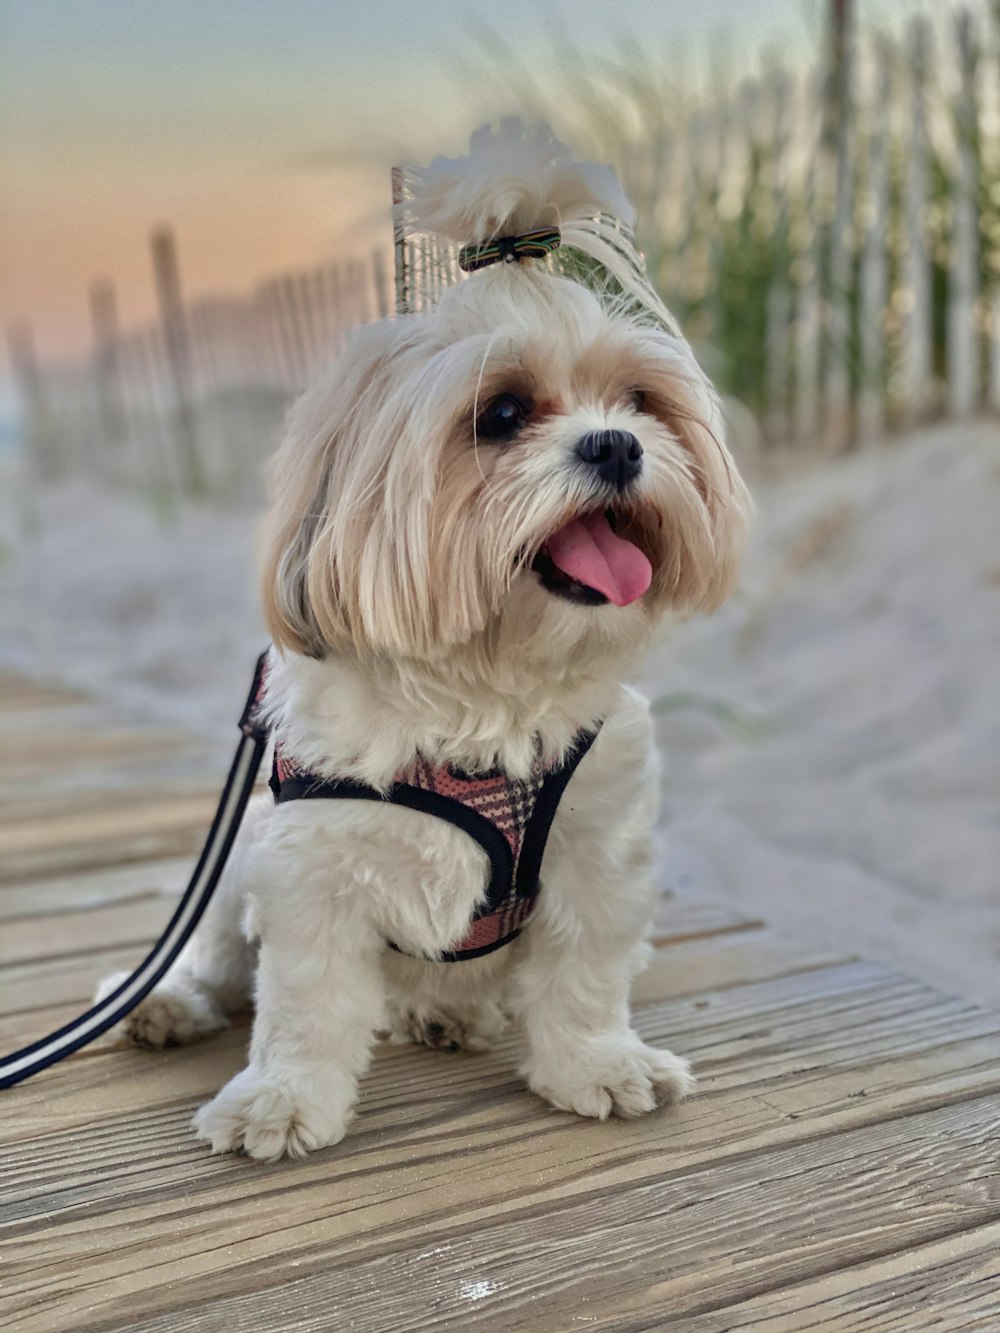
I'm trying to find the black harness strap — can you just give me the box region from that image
[274,773,516,918]
[270,725,601,962]
[514,728,600,896]
[0,653,271,1090]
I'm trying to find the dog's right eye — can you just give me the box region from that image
[477,393,530,442]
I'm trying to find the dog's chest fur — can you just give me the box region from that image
[249,653,654,962]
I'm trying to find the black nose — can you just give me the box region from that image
[576,429,643,491]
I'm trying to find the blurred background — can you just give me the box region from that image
[1,1,998,1004]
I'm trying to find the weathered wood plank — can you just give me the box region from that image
[0,765,210,808]
[3,671,1000,1330]
[4,962,995,1182]
[0,775,218,827]
[0,923,839,1044]
[0,702,122,736]
[0,901,762,1076]
[0,790,220,882]
[178,1097,998,1333]
[651,891,761,943]
[1,945,157,1018]
[631,928,847,1003]
[674,1221,1000,1331]
[0,856,192,920]
[0,883,753,971]
[0,677,87,711]
[4,953,880,1143]
[0,727,194,779]
[0,897,174,968]
[6,1089,999,1331]
[0,722,205,801]
[0,904,761,1055]
[3,967,998,1285]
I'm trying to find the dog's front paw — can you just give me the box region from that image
[193,1068,350,1162]
[528,1038,694,1120]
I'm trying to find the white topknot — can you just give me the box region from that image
[402,118,635,243]
[399,119,681,336]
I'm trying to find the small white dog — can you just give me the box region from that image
[103,123,749,1161]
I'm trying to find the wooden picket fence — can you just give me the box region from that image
[609,5,1000,448]
[8,6,1000,500]
[9,235,392,501]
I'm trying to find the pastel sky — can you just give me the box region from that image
[0,0,939,416]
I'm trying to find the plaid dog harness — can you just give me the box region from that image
[270,727,601,961]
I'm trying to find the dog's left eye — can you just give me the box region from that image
[477,393,530,441]
[628,389,647,412]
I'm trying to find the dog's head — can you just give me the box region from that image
[262,123,750,683]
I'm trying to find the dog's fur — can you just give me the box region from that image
[100,124,750,1161]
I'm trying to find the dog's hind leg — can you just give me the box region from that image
[382,949,511,1052]
[96,794,273,1049]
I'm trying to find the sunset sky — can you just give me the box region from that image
[0,0,939,426]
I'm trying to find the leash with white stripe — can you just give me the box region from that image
[0,653,270,1090]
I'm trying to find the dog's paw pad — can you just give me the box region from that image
[193,1072,348,1161]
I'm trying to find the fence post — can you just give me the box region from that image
[764,68,792,445]
[901,17,934,424]
[766,284,791,445]
[794,73,823,448]
[150,226,202,494]
[346,259,370,327]
[7,319,54,479]
[371,248,390,320]
[294,271,321,378]
[948,8,980,415]
[89,278,126,459]
[327,265,346,354]
[391,167,410,315]
[858,40,891,444]
[278,273,310,386]
[823,0,855,449]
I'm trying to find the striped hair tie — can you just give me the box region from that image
[458,227,561,273]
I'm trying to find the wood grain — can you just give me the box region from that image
[8,1093,1000,1331]
[0,676,88,711]
[2,669,999,1332]
[4,967,1000,1326]
[674,1222,1000,1332]
[0,789,220,882]
[0,923,844,1053]
[0,856,193,920]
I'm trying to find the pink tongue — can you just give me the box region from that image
[545,511,652,607]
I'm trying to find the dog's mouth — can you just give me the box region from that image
[531,508,654,607]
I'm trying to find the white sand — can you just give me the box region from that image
[643,421,1000,1008]
[0,479,265,749]
[2,420,998,1006]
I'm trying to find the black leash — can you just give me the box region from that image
[0,652,270,1090]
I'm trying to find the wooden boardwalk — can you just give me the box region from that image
[2,670,999,1331]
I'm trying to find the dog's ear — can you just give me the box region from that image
[259,487,327,658]
[638,337,752,615]
[259,323,394,658]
